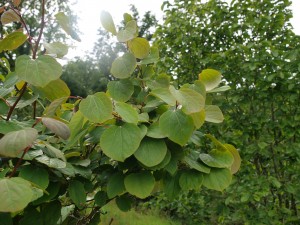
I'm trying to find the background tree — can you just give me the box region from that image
[153,0,300,224]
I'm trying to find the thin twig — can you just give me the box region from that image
[6,82,28,121]
[8,145,31,178]
[32,0,46,59]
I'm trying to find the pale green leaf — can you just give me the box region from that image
[207,85,231,93]
[0,32,27,53]
[174,88,205,114]
[42,117,70,140]
[0,177,34,212]
[203,168,232,191]
[190,110,206,129]
[184,152,211,174]
[115,102,138,124]
[36,79,70,101]
[117,20,137,42]
[198,69,222,91]
[15,55,62,87]
[124,171,155,199]
[110,53,136,79]
[0,128,38,157]
[100,11,117,35]
[43,42,68,58]
[79,92,113,123]
[199,149,234,168]
[1,9,20,25]
[128,37,150,59]
[35,155,66,169]
[134,137,167,167]
[55,12,81,41]
[100,123,142,161]
[150,88,176,106]
[140,47,159,65]
[224,144,241,174]
[146,122,167,139]
[159,110,194,146]
[205,105,224,123]
[44,143,66,162]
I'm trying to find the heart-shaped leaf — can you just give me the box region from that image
[110,53,136,79]
[128,37,150,59]
[202,168,232,191]
[15,55,62,87]
[0,32,27,53]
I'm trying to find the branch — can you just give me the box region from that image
[32,0,46,59]
[8,145,31,178]
[6,82,28,121]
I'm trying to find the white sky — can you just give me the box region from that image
[67,0,300,59]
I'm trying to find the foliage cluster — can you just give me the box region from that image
[151,0,300,224]
[0,1,240,224]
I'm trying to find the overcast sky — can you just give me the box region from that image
[67,0,300,59]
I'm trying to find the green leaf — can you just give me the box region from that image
[55,12,81,41]
[19,165,49,189]
[79,92,113,123]
[68,180,86,209]
[100,11,117,35]
[205,105,224,123]
[6,94,39,109]
[0,212,13,225]
[115,102,139,124]
[117,20,137,42]
[207,85,231,93]
[140,47,159,65]
[35,155,66,169]
[202,168,232,191]
[0,128,38,157]
[107,173,126,199]
[163,173,181,199]
[100,123,142,161]
[134,137,167,167]
[0,32,27,53]
[128,37,150,59]
[43,97,67,117]
[94,191,107,207]
[107,79,134,102]
[159,109,194,146]
[179,170,203,191]
[124,171,155,199]
[190,110,206,129]
[150,87,176,106]
[41,201,61,225]
[110,53,137,79]
[15,55,62,87]
[224,144,241,174]
[116,195,132,212]
[44,143,66,161]
[146,122,167,139]
[43,42,68,58]
[199,149,234,168]
[42,117,70,140]
[0,99,9,115]
[184,152,211,174]
[173,88,205,114]
[0,9,20,25]
[0,177,34,212]
[198,69,222,91]
[35,79,70,101]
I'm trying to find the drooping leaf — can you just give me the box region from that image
[100,11,117,35]
[184,152,211,174]
[0,177,34,212]
[115,102,138,124]
[124,171,155,199]
[0,99,9,115]
[19,165,49,189]
[43,97,67,117]
[0,128,38,157]
[107,79,134,102]
[107,173,126,199]
[163,173,181,199]
[79,92,113,123]
[55,12,81,41]
[134,137,167,167]
[94,191,107,207]
[68,180,86,209]
[15,55,62,87]
[42,117,70,140]
[128,37,150,59]
[224,144,241,174]
[100,123,142,161]
[0,32,27,53]
[159,109,194,146]
[35,155,66,169]
[110,53,136,79]
[202,168,232,191]
[36,79,70,101]
[68,110,86,140]
[117,20,137,42]
[116,195,132,212]
[179,170,203,191]
[1,9,20,25]
[198,69,222,91]
[205,105,224,123]
[0,121,23,134]
[199,149,234,168]
[43,42,68,58]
